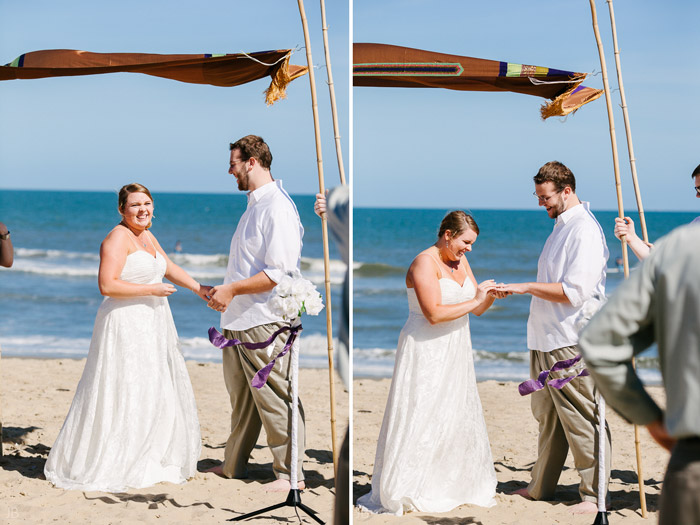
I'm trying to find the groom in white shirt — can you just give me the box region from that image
[206,135,306,491]
[499,161,611,514]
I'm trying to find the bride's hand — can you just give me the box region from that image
[194,284,213,302]
[207,284,234,312]
[475,279,497,302]
[151,283,177,297]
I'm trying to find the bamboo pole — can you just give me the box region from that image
[297,0,339,476]
[589,0,647,519]
[605,0,649,516]
[606,0,649,244]
[319,0,346,186]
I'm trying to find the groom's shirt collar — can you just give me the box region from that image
[247,180,278,204]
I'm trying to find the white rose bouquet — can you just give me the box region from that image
[268,272,324,320]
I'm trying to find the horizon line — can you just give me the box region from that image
[2,188,697,214]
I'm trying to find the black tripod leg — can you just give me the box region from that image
[297,502,325,524]
[228,501,287,522]
[227,489,326,524]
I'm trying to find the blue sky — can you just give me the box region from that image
[353,0,700,211]
[0,0,349,196]
[2,1,698,212]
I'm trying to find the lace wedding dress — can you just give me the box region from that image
[357,278,497,515]
[45,250,201,492]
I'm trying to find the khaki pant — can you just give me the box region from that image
[528,346,611,503]
[659,438,700,525]
[221,322,305,481]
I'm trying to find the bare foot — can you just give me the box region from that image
[204,464,226,477]
[265,478,306,492]
[511,488,533,500]
[570,501,599,514]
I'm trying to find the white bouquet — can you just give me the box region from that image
[268,272,324,320]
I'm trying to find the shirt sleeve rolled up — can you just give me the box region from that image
[561,226,606,308]
[261,207,303,284]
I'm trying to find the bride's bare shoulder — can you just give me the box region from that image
[100,226,131,254]
[407,248,441,286]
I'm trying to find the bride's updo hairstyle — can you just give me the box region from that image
[437,210,479,239]
[118,183,154,229]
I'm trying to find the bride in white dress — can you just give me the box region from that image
[357,211,507,515]
[44,183,210,492]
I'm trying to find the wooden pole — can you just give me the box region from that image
[606,0,649,516]
[297,0,339,476]
[606,0,649,244]
[319,0,346,186]
[589,0,647,518]
[0,346,3,457]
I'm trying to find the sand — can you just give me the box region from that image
[0,356,671,524]
[353,377,668,525]
[0,357,348,524]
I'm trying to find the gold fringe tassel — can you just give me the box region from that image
[540,74,603,119]
[264,54,308,106]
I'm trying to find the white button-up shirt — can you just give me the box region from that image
[221,180,304,331]
[527,202,608,352]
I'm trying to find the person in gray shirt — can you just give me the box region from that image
[579,223,700,525]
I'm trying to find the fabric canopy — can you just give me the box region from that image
[354,43,602,119]
[0,49,308,105]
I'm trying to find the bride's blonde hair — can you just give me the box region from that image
[437,210,479,239]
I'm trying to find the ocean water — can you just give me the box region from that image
[0,190,345,369]
[354,207,698,384]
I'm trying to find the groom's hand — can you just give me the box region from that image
[207,284,235,312]
[195,284,214,302]
[496,283,527,295]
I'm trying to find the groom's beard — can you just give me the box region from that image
[237,171,249,191]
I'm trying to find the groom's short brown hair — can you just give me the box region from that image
[230,135,273,170]
[534,161,576,193]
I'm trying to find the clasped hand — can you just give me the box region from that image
[476,279,512,301]
[206,284,234,313]
[494,283,527,295]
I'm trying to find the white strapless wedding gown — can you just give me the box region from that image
[357,278,497,515]
[44,250,201,492]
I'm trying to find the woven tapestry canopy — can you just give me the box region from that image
[354,43,602,118]
[0,49,308,104]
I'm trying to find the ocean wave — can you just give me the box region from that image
[10,248,345,285]
[301,257,347,274]
[0,335,92,356]
[15,248,100,261]
[9,260,98,278]
[355,346,661,370]
[353,353,662,384]
[168,253,229,267]
[0,332,337,366]
[353,261,405,277]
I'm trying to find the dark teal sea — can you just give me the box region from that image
[0,190,344,368]
[353,207,698,383]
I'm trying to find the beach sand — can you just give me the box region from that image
[0,357,348,524]
[354,377,668,525]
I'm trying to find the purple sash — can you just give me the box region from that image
[518,353,589,396]
[208,324,302,389]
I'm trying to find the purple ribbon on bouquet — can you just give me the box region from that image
[518,353,589,396]
[208,324,302,389]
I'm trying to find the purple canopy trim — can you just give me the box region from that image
[208,325,302,389]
